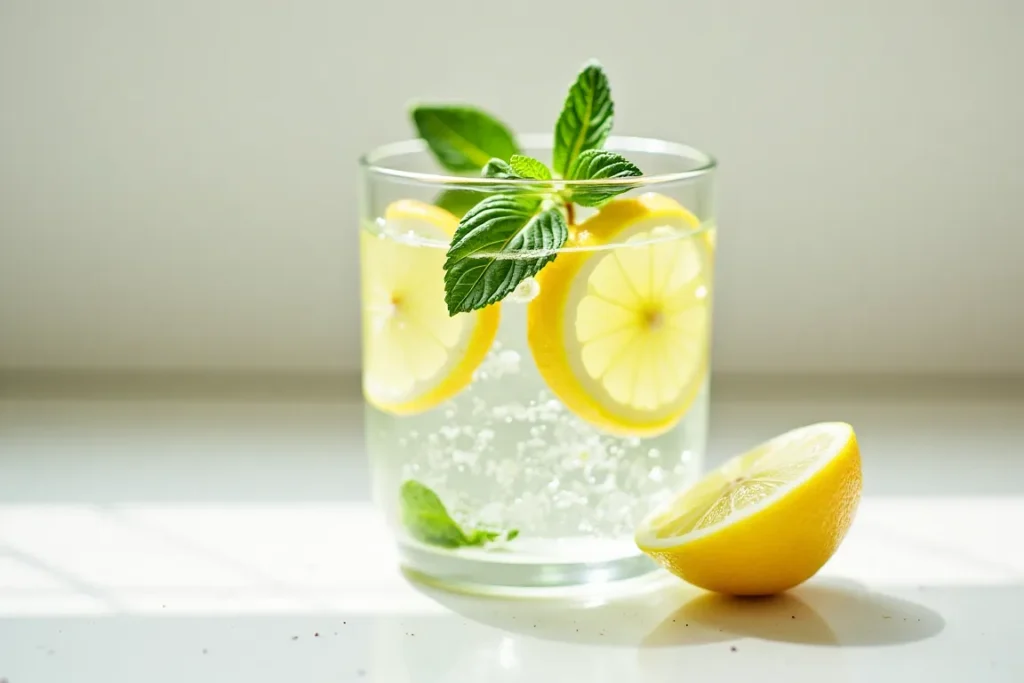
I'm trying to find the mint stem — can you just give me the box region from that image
[565,201,575,226]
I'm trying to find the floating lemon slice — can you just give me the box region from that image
[527,193,711,436]
[361,200,500,415]
[635,422,862,595]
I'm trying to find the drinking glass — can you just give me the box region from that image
[358,135,716,592]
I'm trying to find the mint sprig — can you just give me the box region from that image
[400,480,517,548]
[443,195,567,315]
[509,155,552,180]
[553,61,614,177]
[481,158,521,180]
[408,60,643,315]
[481,157,549,193]
[411,105,519,173]
[565,149,642,207]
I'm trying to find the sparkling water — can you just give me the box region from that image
[364,281,709,570]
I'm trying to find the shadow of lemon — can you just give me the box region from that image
[647,578,944,648]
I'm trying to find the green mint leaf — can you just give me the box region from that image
[553,61,614,177]
[444,196,568,314]
[565,149,642,207]
[434,188,489,219]
[399,480,517,548]
[400,480,470,548]
[482,158,520,179]
[482,157,551,195]
[505,529,520,542]
[509,155,552,180]
[465,529,501,545]
[411,105,519,173]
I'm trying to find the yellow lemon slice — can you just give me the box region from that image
[361,200,500,415]
[635,422,862,595]
[527,193,711,437]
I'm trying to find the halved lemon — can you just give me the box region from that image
[635,422,862,595]
[360,200,500,415]
[527,193,712,437]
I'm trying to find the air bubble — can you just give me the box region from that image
[497,349,520,373]
[508,277,541,303]
[452,450,477,466]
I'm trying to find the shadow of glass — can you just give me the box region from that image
[652,578,945,647]
[405,570,730,648]
[408,570,944,650]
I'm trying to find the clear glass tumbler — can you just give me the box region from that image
[358,135,716,592]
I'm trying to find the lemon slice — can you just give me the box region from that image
[361,200,500,415]
[635,422,862,595]
[527,193,711,437]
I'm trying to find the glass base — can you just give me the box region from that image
[398,541,659,596]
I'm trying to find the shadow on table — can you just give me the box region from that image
[408,573,944,649]
[646,578,945,647]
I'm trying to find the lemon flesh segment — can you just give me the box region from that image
[635,422,862,596]
[361,200,500,415]
[528,193,712,437]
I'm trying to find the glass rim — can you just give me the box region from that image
[358,134,717,187]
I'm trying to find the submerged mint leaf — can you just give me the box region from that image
[565,149,642,207]
[444,196,568,314]
[434,188,490,219]
[509,154,552,180]
[411,105,519,173]
[553,61,614,177]
[400,480,469,548]
[400,480,517,548]
[465,529,501,545]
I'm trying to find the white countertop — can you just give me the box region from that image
[1,376,1022,682]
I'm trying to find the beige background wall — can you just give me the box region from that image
[2,0,1022,375]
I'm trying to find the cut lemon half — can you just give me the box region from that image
[636,422,862,595]
[361,200,500,415]
[527,193,711,437]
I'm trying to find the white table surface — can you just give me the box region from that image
[1,376,1022,682]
